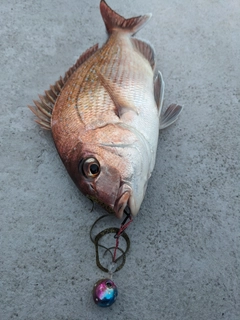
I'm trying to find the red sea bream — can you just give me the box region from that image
[29,0,182,218]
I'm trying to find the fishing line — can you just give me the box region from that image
[90,212,132,272]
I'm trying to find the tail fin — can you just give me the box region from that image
[100,0,151,35]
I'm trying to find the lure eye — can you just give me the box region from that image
[82,157,100,178]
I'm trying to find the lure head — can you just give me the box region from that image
[93,278,118,307]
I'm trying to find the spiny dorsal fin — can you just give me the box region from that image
[29,43,99,130]
[132,38,155,70]
[63,44,99,82]
[100,0,151,35]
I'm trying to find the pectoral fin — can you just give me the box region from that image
[98,73,139,118]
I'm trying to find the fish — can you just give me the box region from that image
[29,0,182,219]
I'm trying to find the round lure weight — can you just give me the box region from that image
[93,278,118,307]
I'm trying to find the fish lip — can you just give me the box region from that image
[114,184,133,219]
[114,191,130,219]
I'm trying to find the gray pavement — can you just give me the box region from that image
[0,0,239,319]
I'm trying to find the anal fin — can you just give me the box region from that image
[29,43,99,130]
[132,38,155,70]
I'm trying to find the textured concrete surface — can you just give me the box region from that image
[0,0,239,319]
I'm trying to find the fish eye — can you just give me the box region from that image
[82,157,100,178]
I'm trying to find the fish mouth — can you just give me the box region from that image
[114,191,131,219]
[114,184,136,219]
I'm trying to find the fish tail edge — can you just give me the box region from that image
[100,0,152,35]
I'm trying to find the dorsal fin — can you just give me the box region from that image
[132,38,155,70]
[100,0,151,35]
[28,43,99,130]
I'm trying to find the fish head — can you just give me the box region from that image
[77,149,133,218]
[55,124,152,219]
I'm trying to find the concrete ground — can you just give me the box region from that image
[0,0,239,319]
